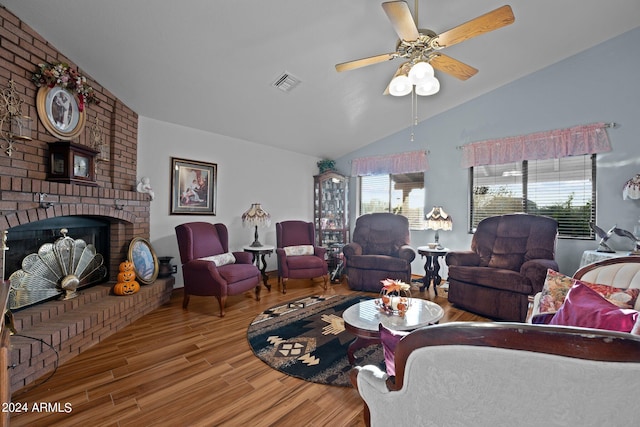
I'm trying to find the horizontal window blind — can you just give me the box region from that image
[471,155,595,238]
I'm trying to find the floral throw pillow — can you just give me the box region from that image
[538,270,576,315]
[199,252,236,267]
[284,245,314,256]
[539,269,640,315]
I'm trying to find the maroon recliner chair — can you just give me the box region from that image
[342,213,416,292]
[446,214,559,322]
[275,220,328,294]
[175,222,261,317]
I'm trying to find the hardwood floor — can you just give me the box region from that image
[9,276,488,427]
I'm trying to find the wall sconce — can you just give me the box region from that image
[0,80,32,156]
[90,116,110,163]
[38,193,53,209]
[114,199,125,210]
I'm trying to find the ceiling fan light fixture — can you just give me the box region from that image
[415,76,440,96]
[389,75,413,96]
[408,61,434,86]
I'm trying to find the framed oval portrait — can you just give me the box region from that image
[127,237,159,285]
[36,86,87,140]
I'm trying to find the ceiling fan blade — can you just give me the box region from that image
[430,53,478,80]
[382,1,419,42]
[335,52,395,72]
[435,5,515,49]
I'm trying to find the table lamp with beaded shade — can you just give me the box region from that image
[425,206,452,249]
[242,203,271,247]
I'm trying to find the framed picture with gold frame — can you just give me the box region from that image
[128,237,159,285]
[36,86,86,140]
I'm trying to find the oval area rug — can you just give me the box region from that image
[247,294,384,387]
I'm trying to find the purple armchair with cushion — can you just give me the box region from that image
[276,220,328,294]
[175,222,261,317]
[445,214,558,322]
[343,213,416,292]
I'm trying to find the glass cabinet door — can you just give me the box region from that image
[314,171,349,248]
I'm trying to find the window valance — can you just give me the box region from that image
[351,150,429,176]
[460,123,612,168]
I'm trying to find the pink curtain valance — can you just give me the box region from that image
[460,123,612,168]
[351,150,429,176]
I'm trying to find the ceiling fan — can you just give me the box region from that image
[335,1,515,95]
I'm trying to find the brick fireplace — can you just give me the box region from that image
[0,8,174,392]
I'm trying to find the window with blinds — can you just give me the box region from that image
[470,154,595,238]
[360,173,426,230]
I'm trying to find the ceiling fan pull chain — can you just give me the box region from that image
[410,89,417,142]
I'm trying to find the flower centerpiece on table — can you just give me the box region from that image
[377,278,412,316]
[32,62,99,111]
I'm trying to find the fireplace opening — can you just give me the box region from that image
[5,216,111,302]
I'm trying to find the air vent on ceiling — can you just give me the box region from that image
[272,72,301,93]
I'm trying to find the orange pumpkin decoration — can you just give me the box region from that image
[114,259,140,295]
[117,270,136,283]
[113,280,140,296]
[119,260,134,272]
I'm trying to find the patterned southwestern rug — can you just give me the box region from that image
[247,294,383,387]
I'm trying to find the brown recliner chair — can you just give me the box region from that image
[445,214,559,322]
[343,213,416,292]
[275,220,328,294]
[175,222,261,317]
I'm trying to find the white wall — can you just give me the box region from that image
[335,27,640,276]
[137,117,320,287]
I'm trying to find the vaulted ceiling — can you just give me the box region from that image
[2,1,639,159]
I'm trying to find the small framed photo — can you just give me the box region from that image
[36,86,86,140]
[128,237,159,285]
[170,157,217,215]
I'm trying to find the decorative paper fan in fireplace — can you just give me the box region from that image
[8,228,107,310]
[335,1,515,94]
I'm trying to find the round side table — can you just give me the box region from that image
[243,245,274,291]
[416,246,449,295]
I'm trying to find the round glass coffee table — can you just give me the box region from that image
[342,298,444,363]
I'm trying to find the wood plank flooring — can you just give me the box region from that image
[9,276,488,426]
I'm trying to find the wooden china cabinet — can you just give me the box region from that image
[314,171,349,280]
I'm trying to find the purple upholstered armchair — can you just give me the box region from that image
[445,214,559,322]
[342,213,416,292]
[275,220,328,294]
[175,222,261,317]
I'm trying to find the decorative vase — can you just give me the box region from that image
[377,279,412,316]
[158,256,176,278]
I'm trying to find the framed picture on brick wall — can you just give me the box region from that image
[170,157,217,215]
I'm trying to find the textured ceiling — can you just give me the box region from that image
[2,0,639,158]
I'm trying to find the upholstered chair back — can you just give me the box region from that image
[471,214,557,272]
[175,221,229,264]
[352,213,411,257]
[276,220,315,247]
